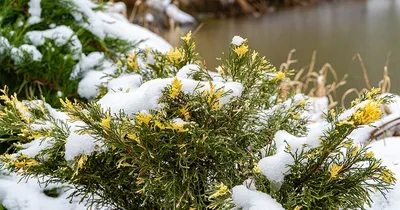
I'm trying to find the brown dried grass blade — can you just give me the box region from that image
[353,53,371,90]
[279,49,298,72]
[341,88,360,108]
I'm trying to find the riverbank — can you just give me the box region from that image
[120,0,346,18]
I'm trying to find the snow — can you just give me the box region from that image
[43,103,69,121]
[231,36,245,46]
[7,0,175,103]
[27,0,42,25]
[365,137,400,210]
[257,121,328,190]
[71,52,106,79]
[236,94,400,209]
[70,0,171,52]
[338,95,400,144]
[0,36,10,54]
[57,91,63,97]
[258,151,293,189]
[146,51,156,65]
[145,0,194,24]
[107,74,143,92]
[165,4,196,24]
[98,77,243,116]
[25,26,82,59]
[106,2,127,15]
[232,185,284,210]
[176,64,201,79]
[145,13,155,22]
[384,94,400,114]
[309,97,329,121]
[4,6,400,207]
[0,173,106,210]
[11,44,43,63]
[77,60,116,100]
[146,0,172,11]
[64,121,104,161]
[61,0,174,100]
[348,112,400,144]
[18,138,54,159]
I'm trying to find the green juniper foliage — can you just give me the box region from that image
[0,0,135,107]
[0,35,307,209]
[0,203,6,210]
[210,90,395,209]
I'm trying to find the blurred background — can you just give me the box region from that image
[108,0,400,101]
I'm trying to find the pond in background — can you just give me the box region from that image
[167,0,400,99]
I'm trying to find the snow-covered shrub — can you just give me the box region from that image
[0,35,307,209]
[0,0,172,155]
[224,90,397,210]
[0,0,170,107]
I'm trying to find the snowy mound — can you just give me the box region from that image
[98,64,243,116]
[366,137,400,210]
[0,173,101,210]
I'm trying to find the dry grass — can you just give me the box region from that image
[281,50,392,109]
[281,50,398,139]
[281,50,347,109]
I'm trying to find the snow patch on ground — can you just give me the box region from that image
[366,137,400,210]
[0,173,105,210]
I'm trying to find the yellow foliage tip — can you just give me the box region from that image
[181,31,192,42]
[102,114,111,129]
[381,168,396,183]
[365,151,374,158]
[209,183,229,199]
[167,48,184,64]
[60,98,76,111]
[127,53,139,72]
[234,44,249,58]
[179,105,190,121]
[253,163,261,173]
[275,71,286,80]
[127,133,141,144]
[11,156,39,168]
[136,112,152,126]
[170,77,183,98]
[294,206,303,210]
[169,122,188,133]
[329,164,343,180]
[367,87,381,99]
[0,86,11,103]
[353,100,382,125]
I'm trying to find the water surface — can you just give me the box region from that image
[175,0,400,97]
